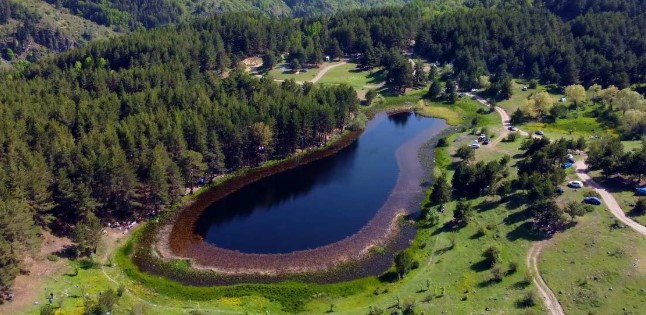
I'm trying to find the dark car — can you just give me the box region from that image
[636,187,646,196]
[561,162,573,169]
[535,130,544,136]
[583,197,602,205]
[556,187,564,194]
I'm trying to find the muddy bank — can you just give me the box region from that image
[150,112,448,283]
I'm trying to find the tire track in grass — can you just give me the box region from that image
[527,241,565,315]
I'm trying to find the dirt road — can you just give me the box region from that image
[574,159,646,236]
[469,92,565,314]
[310,61,347,83]
[527,241,565,315]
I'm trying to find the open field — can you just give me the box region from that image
[316,63,384,88]
[540,207,646,314]
[497,80,567,114]
[267,62,338,82]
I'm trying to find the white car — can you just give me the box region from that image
[568,181,584,188]
[469,143,481,149]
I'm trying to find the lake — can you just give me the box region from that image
[192,112,445,254]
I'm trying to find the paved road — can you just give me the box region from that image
[574,159,646,236]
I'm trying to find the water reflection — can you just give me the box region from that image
[193,112,440,254]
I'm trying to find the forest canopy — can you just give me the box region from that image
[1,0,645,302]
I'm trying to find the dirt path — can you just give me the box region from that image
[469,92,565,314]
[466,93,529,137]
[527,241,565,315]
[574,159,646,236]
[310,61,347,83]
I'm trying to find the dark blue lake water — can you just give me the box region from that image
[193,112,442,254]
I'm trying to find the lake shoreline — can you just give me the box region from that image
[142,111,449,284]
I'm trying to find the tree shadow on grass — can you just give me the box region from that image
[477,200,500,212]
[504,209,531,226]
[478,278,500,288]
[431,221,460,235]
[378,271,399,283]
[504,193,526,210]
[434,243,455,255]
[511,278,532,289]
[506,222,549,241]
[54,245,76,259]
[470,259,491,272]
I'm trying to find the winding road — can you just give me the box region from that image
[468,92,564,315]
[470,91,646,314]
[574,159,646,236]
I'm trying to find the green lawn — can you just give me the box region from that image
[519,116,610,139]
[317,63,384,88]
[540,207,646,314]
[496,80,564,113]
[267,62,338,82]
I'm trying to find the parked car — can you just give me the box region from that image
[469,143,481,149]
[482,139,490,145]
[636,187,646,196]
[568,180,584,188]
[535,130,544,136]
[561,162,573,169]
[556,187,564,194]
[508,126,518,131]
[583,197,602,205]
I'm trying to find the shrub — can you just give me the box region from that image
[436,137,448,147]
[46,254,59,262]
[507,262,518,275]
[632,199,646,216]
[368,306,384,315]
[40,304,57,315]
[517,291,537,308]
[482,246,501,268]
[402,299,416,315]
[117,284,125,297]
[491,265,504,282]
[348,112,368,131]
[79,257,97,270]
[473,227,487,238]
[395,251,416,278]
[505,132,518,142]
[528,79,538,89]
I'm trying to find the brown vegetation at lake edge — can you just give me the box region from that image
[144,113,446,280]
